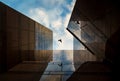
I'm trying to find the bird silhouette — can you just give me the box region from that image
[58,39,62,43]
[58,63,62,67]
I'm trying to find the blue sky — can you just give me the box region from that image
[0,0,76,50]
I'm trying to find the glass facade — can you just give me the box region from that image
[35,23,53,50]
[0,2,53,73]
[67,0,120,80]
[67,20,106,60]
[67,21,97,69]
[67,0,120,62]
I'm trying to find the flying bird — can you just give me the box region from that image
[58,39,62,43]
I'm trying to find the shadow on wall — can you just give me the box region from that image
[0,50,53,73]
[21,50,53,62]
[105,28,120,64]
[67,27,120,81]
[105,27,120,81]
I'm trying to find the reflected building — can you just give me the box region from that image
[0,1,53,76]
[74,38,83,50]
[68,22,97,69]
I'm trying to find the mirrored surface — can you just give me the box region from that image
[39,50,75,81]
[0,50,76,81]
[67,21,107,59]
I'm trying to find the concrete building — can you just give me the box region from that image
[0,2,53,75]
[67,0,120,81]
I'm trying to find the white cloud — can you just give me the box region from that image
[29,8,50,27]
[66,0,76,12]
[27,0,76,50]
[63,13,71,28]
[51,19,62,30]
[42,0,65,7]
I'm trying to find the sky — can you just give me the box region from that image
[0,0,76,50]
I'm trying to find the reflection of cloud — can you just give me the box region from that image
[39,50,75,81]
[53,50,62,62]
[53,50,73,64]
[74,37,85,50]
[63,50,73,63]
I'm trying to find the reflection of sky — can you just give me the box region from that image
[39,50,75,81]
[68,21,81,39]
[67,21,85,50]
[1,0,76,50]
[74,37,85,50]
